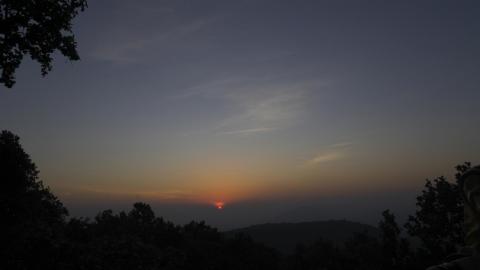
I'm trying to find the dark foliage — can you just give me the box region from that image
[226,220,379,254]
[379,210,410,270]
[0,130,280,270]
[0,130,68,269]
[56,207,280,270]
[289,238,346,270]
[0,130,472,270]
[405,163,470,261]
[0,0,87,88]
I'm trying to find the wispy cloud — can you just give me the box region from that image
[328,142,353,148]
[77,187,194,201]
[170,76,326,137]
[217,88,306,132]
[194,79,323,136]
[91,18,215,63]
[217,127,276,135]
[306,152,344,165]
[303,142,353,166]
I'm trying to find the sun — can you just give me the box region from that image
[215,201,224,210]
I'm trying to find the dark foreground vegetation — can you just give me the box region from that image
[226,220,380,254]
[0,130,471,270]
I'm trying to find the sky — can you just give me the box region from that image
[1,0,480,229]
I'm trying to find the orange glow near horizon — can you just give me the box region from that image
[215,201,224,210]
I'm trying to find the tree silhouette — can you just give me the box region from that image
[0,0,87,88]
[343,231,382,270]
[379,210,410,270]
[290,238,345,270]
[405,163,470,261]
[0,130,68,269]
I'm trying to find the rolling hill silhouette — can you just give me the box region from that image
[225,220,379,253]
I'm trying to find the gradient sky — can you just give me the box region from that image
[1,0,479,229]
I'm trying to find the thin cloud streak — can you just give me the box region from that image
[303,142,353,166]
[90,18,215,63]
[217,127,276,135]
[213,80,323,135]
[70,187,196,201]
[306,152,344,166]
[217,89,305,131]
[172,77,325,136]
[328,142,353,148]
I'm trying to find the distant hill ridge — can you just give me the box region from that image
[225,220,379,254]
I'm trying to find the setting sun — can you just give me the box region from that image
[215,202,225,210]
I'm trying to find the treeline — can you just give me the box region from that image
[289,162,470,270]
[0,130,470,270]
[59,204,281,270]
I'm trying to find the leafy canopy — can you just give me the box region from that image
[405,162,471,258]
[0,130,68,269]
[0,0,87,88]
